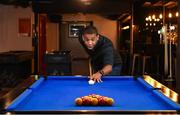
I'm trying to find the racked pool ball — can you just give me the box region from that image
[91,98,98,105]
[75,98,83,105]
[82,96,91,105]
[106,98,114,106]
[97,97,106,105]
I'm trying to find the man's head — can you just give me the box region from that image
[82,26,99,50]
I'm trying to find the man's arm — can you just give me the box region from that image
[100,64,112,76]
[90,36,114,82]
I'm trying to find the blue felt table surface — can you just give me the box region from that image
[6,76,180,111]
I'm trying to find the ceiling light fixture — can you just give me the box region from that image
[80,0,91,5]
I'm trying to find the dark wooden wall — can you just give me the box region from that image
[59,22,89,75]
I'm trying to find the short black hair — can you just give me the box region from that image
[82,26,98,35]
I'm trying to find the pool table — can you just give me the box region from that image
[3,76,180,114]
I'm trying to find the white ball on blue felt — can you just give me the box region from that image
[88,80,95,85]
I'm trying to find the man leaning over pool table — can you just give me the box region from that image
[79,26,123,83]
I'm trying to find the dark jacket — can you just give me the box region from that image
[79,34,122,72]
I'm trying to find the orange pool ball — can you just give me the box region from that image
[75,98,83,106]
[106,98,114,106]
[91,98,98,105]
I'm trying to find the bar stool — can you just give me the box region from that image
[131,53,142,75]
[131,53,160,75]
[131,44,161,75]
[142,44,161,75]
[142,55,160,75]
[142,55,151,74]
[131,43,145,75]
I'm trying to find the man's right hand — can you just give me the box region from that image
[90,72,103,83]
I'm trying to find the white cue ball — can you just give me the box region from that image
[88,80,95,85]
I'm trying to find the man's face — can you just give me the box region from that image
[83,33,99,50]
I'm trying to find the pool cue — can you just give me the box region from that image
[89,58,92,77]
